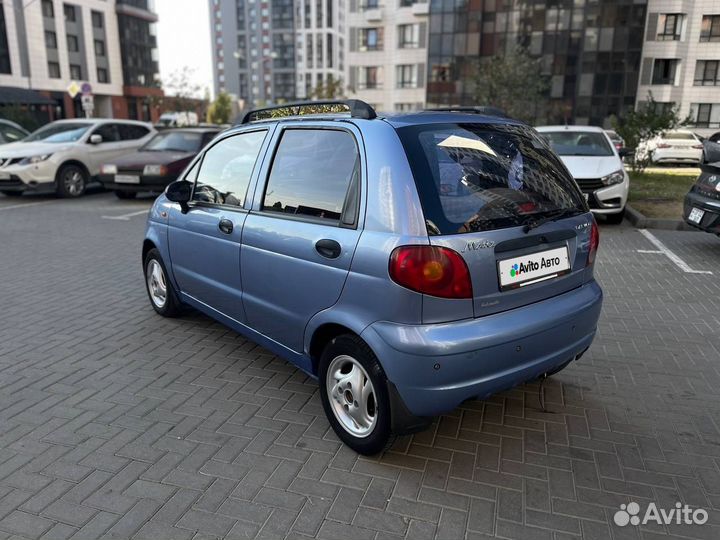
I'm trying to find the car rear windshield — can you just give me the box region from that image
[397,123,587,235]
[664,132,694,140]
[540,131,614,156]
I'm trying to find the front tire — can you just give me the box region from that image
[55,163,88,198]
[144,248,181,317]
[115,190,137,199]
[319,334,393,455]
[605,208,626,224]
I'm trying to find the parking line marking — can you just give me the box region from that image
[101,209,149,221]
[0,200,57,211]
[638,229,713,275]
[636,249,663,254]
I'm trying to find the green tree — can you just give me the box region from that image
[163,67,204,112]
[206,92,233,124]
[611,93,692,173]
[310,74,344,99]
[472,46,548,123]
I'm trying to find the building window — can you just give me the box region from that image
[64,4,76,23]
[363,0,379,8]
[360,27,382,51]
[396,64,418,88]
[400,0,413,6]
[394,102,421,111]
[41,0,54,18]
[398,23,420,48]
[70,63,82,80]
[45,30,57,49]
[91,11,104,29]
[97,67,108,83]
[652,59,679,85]
[692,103,720,127]
[67,34,79,52]
[657,14,683,41]
[0,3,10,74]
[694,60,720,86]
[358,66,381,89]
[48,61,61,78]
[701,15,720,42]
[94,39,105,56]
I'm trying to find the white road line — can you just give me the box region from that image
[638,229,713,275]
[101,209,149,221]
[636,249,663,254]
[0,200,56,211]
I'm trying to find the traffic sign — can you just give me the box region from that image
[81,82,92,96]
[67,81,80,98]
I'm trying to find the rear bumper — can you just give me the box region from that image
[651,148,702,164]
[683,190,720,234]
[99,173,174,192]
[361,281,603,417]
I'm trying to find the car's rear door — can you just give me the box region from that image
[167,128,272,322]
[241,123,364,352]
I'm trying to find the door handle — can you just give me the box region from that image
[218,218,234,234]
[315,238,342,259]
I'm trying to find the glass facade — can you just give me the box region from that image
[117,0,159,87]
[0,3,10,74]
[427,0,648,126]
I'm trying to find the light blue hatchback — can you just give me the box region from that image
[143,100,603,454]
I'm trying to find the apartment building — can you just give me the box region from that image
[639,0,720,134]
[0,0,124,119]
[345,0,428,112]
[0,0,160,122]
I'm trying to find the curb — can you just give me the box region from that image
[625,204,696,231]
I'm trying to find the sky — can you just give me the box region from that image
[155,0,213,99]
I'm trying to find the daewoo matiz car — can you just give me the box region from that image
[142,100,603,454]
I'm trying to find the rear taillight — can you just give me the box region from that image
[657,143,671,149]
[693,144,704,149]
[389,245,473,299]
[587,218,600,265]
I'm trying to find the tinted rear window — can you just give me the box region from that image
[397,123,587,235]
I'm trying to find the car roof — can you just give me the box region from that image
[535,125,606,133]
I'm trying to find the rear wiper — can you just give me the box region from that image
[523,209,578,233]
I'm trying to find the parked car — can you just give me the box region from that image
[99,127,221,199]
[0,119,155,197]
[708,131,720,144]
[683,139,720,234]
[157,111,198,128]
[0,119,29,145]
[637,130,704,165]
[536,126,629,224]
[142,101,603,454]
[605,129,625,151]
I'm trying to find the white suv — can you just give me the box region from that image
[0,119,155,197]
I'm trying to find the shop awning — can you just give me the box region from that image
[0,86,55,106]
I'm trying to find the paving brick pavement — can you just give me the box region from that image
[0,193,719,539]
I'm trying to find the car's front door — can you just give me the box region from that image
[167,128,270,322]
[241,125,364,353]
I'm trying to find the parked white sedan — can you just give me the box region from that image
[637,130,704,165]
[536,125,629,224]
[0,119,155,197]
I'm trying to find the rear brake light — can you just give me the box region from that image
[693,144,704,149]
[389,245,473,299]
[587,218,600,265]
[657,143,671,149]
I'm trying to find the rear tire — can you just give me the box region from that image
[55,163,88,198]
[605,208,625,224]
[115,190,137,199]
[319,334,393,455]
[143,248,181,317]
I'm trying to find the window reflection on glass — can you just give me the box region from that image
[263,130,359,222]
[193,131,266,207]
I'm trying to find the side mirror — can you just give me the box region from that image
[165,180,192,213]
[89,134,103,144]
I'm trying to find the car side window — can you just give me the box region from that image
[1,126,25,143]
[119,124,150,140]
[262,129,360,223]
[92,123,121,142]
[192,130,267,207]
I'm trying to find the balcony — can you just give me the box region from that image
[362,5,383,22]
[412,1,429,16]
